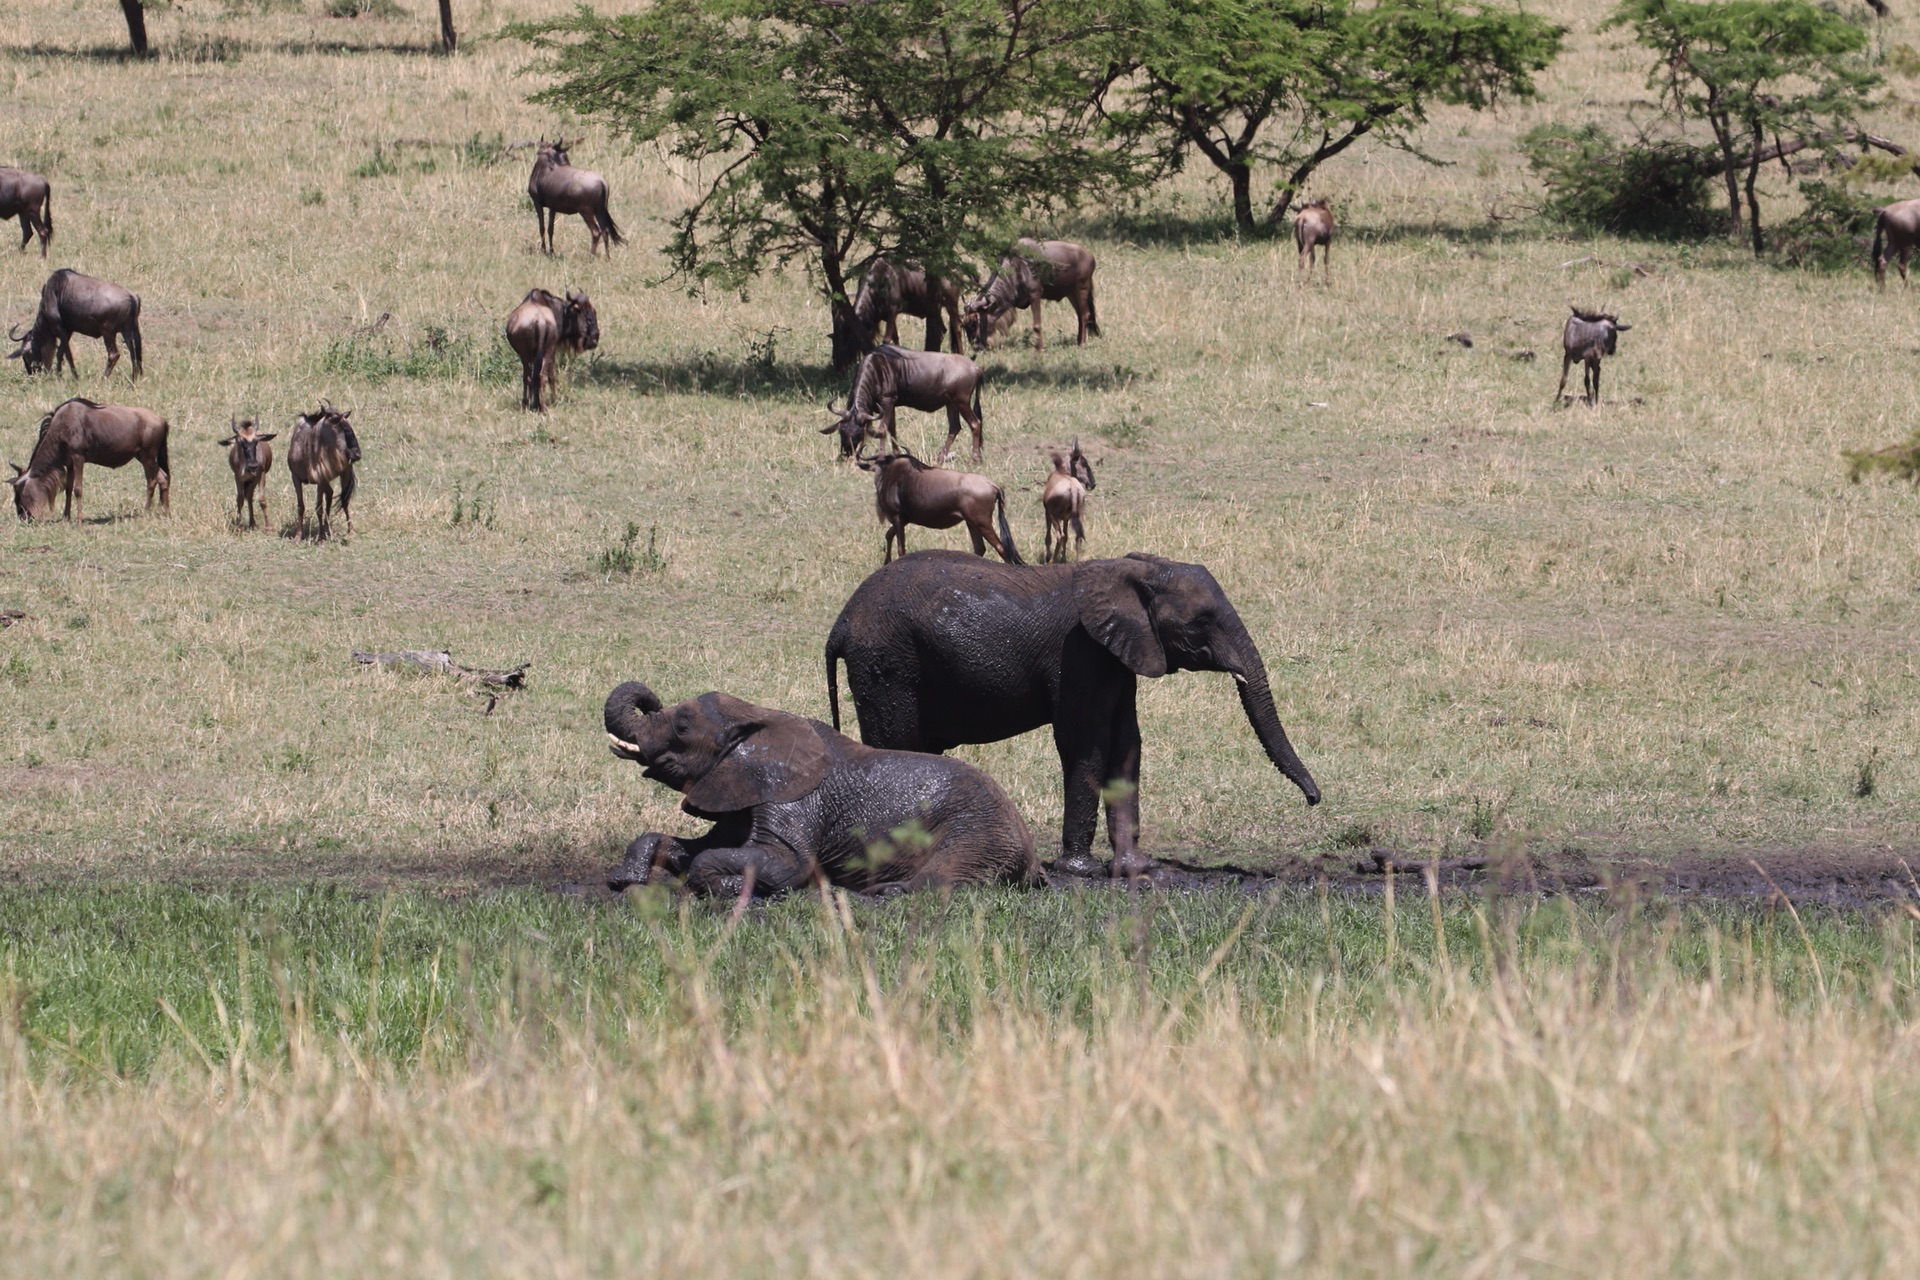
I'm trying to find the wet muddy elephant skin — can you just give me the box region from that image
[603,682,1039,897]
[824,551,1321,878]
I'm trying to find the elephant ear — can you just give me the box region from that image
[682,695,829,815]
[1073,556,1169,678]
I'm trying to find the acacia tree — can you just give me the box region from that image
[512,0,1135,368]
[120,0,149,56]
[1607,0,1879,255]
[1118,0,1563,233]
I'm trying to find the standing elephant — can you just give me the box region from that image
[603,681,1040,897]
[824,551,1321,878]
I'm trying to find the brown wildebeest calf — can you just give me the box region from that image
[1294,199,1333,282]
[0,168,52,258]
[288,401,361,541]
[853,258,963,354]
[858,451,1023,565]
[219,417,276,529]
[1555,307,1632,407]
[823,344,987,464]
[1041,438,1095,563]
[8,397,169,522]
[1873,197,1920,289]
[960,239,1099,351]
[7,269,142,379]
[505,287,600,412]
[528,138,623,257]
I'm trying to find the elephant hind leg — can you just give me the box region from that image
[685,844,811,898]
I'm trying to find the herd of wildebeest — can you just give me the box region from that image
[8,139,1920,896]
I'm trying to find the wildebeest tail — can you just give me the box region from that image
[155,429,170,488]
[1086,276,1100,337]
[824,614,850,731]
[971,377,982,430]
[995,488,1025,565]
[598,194,624,247]
[1873,212,1888,282]
[126,295,142,377]
[40,185,51,245]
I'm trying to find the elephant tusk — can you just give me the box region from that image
[607,732,644,756]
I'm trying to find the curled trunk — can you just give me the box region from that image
[604,681,663,748]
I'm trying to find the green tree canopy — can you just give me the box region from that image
[1116,0,1563,233]
[511,0,1136,367]
[1607,0,1880,255]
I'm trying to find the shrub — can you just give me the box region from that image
[1770,179,1883,272]
[1520,122,1721,238]
[322,322,517,384]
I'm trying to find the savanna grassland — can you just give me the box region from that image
[7,0,1920,1273]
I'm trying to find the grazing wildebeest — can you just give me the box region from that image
[528,138,623,258]
[8,397,169,522]
[218,417,276,529]
[1555,307,1632,407]
[960,239,1099,352]
[1294,199,1333,282]
[853,258,963,354]
[288,401,361,541]
[7,269,142,379]
[504,287,599,412]
[1042,439,1095,563]
[857,450,1023,565]
[822,344,987,464]
[1872,197,1920,289]
[0,168,52,258]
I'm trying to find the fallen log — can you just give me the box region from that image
[351,649,529,690]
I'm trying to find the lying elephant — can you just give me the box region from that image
[602,681,1040,896]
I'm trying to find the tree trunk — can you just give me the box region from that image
[437,0,456,53]
[119,0,148,56]
[1711,117,1744,242]
[1744,124,1766,256]
[1228,162,1255,234]
[824,249,864,372]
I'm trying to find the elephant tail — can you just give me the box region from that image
[825,613,849,731]
[995,487,1024,565]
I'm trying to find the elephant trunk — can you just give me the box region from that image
[604,681,665,758]
[1217,624,1321,806]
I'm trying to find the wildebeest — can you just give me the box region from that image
[288,401,361,541]
[528,138,623,258]
[822,344,987,464]
[857,451,1023,565]
[853,258,963,354]
[219,417,276,529]
[0,168,52,258]
[1294,199,1333,282]
[8,397,169,522]
[960,239,1099,351]
[7,269,142,379]
[1872,197,1920,289]
[505,287,599,412]
[1556,307,1631,407]
[1042,439,1095,563]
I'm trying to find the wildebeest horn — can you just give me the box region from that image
[861,412,881,424]
[7,324,23,342]
[9,462,24,478]
[825,396,841,415]
[1614,322,1632,331]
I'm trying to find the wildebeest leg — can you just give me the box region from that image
[1103,682,1149,878]
[1901,245,1911,287]
[536,202,549,254]
[940,405,962,464]
[922,312,940,351]
[65,461,83,522]
[1322,243,1332,286]
[1030,299,1044,352]
[294,481,307,540]
[884,516,905,563]
[1554,354,1573,407]
[542,349,558,411]
[318,481,334,540]
[103,333,121,379]
[58,336,76,378]
[1071,510,1086,556]
[257,484,268,532]
[1586,358,1600,406]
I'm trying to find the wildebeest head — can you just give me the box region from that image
[821,393,881,460]
[219,417,277,478]
[6,322,53,375]
[8,460,59,521]
[1068,437,1094,490]
[563,289,600,352]
[310,400,362,462]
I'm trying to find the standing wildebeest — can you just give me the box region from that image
[0,168,52,258]
[1872,197,1920,289]
[1294,199,1333,282]
[218,417,276,529]
[857,450,1023,565]
[288,401,361,541]
[960,239,1100,351]
[7,269,142,379]
[853,258,963,354]
[505,287,599,412]
[1555,307,1632,407]
[8,397,169,522]
[1042,439,1095,563]
[822,344,987,464]
[528,138,623,258]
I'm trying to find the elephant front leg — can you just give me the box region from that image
[685,844,812,899]
[607,833,693,891]
[1052,718,1110,878]
[1103,685,1151,879]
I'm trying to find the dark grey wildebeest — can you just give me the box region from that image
[288,401,361,541]
[7,269,142,379]
[960,239,1099,351]
[219,417,276,529]
[857,451,1023,565]
[9,397,169,522]
[1555,307,1631,407]
[0,168,52,258]
[528,138,623,258]
[1872,197,1920,289]
[853,258,963,354]
[504,287,599,412]
[821,345,986,464]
